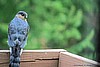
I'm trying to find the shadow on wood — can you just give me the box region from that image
[0,49,99,67]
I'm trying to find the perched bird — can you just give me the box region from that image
[8,11,30,67]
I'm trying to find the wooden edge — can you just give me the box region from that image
[60,52,100,65]
[0,49,66,53]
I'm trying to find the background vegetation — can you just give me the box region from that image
[0,0,98,60]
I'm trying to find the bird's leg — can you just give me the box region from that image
[20,49,23,56]
[10,47,12,55]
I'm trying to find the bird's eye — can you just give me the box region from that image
[21,14,25,16]
[18,13,25,16]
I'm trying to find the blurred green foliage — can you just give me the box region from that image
[0,0,98,60]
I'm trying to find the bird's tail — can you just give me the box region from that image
[9,45,21,67]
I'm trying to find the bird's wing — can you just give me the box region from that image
[19,21,30,48]
[8,22,16,35]
[8,19,17,47]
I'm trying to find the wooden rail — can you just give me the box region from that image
[0,49,99,67]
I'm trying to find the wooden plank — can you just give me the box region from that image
[0,49,66,67]
[21,51,59,61]
[0,49,66,63]
[20,60,58,67]
[0,60,58,67]
[59,52,100,67]
[0,63,9,67]
[1,49,99,67]
[0,52,9,63]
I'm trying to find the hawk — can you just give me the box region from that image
[8,11,30,67]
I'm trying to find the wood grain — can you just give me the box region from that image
[20,60,58,67]
[0,60,58,67]
[0,49,99,67]
[59,52,100,67]
[0,49,65,67]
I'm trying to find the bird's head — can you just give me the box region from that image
[16,11,28,20]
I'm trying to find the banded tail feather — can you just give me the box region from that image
[9,45,21,67]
